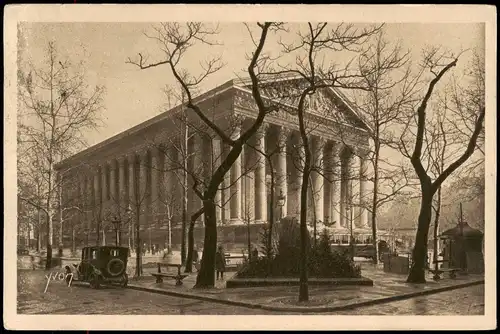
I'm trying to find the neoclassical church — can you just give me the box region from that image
[55,76,373,250]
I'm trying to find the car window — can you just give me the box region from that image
[110,249,121,257]
[91,249,97,260]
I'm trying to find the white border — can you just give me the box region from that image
[4,4,497,330]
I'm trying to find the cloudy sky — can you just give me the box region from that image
[18,22,484,149]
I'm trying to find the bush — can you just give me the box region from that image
[238,222,361,279]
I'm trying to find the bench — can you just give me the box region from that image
[224,254,247,270]
[429,267,460,280]
[151,263,188,286]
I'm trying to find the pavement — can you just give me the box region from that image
[17,269,484,315]
[127,261,484,313]
[20,251,484,315]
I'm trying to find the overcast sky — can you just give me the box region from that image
[18,22,484,149]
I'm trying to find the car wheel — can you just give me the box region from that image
[89,273,101,289]
[107,258,125,277]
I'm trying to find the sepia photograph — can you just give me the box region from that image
[4,4,496,331]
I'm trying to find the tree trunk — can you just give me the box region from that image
[185,219,195,273]
[71,224,76,254]
[45,214,53,270]
[135,207,142,277]
[181,119,189,264]
[194,199,217,288]
[58,187,63,257]
[36,226,41,252]
[407,189,433,283]
[185,209,202,273]
[371,152,380,264]
[267,157,275,258]
[299,168,310,302]
[168,217,172,251]
[58,220,63,257]
[432,187,442,274]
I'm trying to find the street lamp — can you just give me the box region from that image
[277,189,286,221]
[110,216,121,246]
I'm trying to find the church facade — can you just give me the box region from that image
[55,77,372,250]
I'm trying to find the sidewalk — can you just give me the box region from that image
[127,262,484,312]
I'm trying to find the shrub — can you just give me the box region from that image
[238,221,361,279]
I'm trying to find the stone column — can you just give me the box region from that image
[222,143,231,223]
[330,142,342,227]
[101,163,108,220]
[78,175,86,242]
[150,147,159,226]
[346,150,358,230]
[212,138,222,223]
[139,152,149,230]
[109,160,117,217]
[358,151,369,228]
[128,154,136,208]
[230,125,242,221]
[128,154,136,249]
[117,157,126,217]
[339,148,349,228]
[93,167,102,242]
[277,127,288,218]
[312,136,325,224]
[254,125,267,222]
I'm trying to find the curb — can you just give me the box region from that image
[127,278,484,313]
[127,285,265,310]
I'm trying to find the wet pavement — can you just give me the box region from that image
[17,269,276,315]
[332,284,484,315]
[18,266,484,315]
[127,261,484,313]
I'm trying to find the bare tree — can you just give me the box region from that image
[397,48,485,283]
[349,30,419,263]
[18,42,105,268]
[127,22,281,288]
[261,22,382,301]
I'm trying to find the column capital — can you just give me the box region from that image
[331,141,342,155]
[315,136,327,148]
[357,148,370,159]
[256,123,269,138]
[117,155,127,165]
[230,123,242,140]
[278,126,290,139]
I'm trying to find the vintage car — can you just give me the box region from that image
[66,246,129,289]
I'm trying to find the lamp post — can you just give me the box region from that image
[277,189,286,221]
[111,216,121,246]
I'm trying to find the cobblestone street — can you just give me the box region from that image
[17,270,274,315]
[18,269,484,315]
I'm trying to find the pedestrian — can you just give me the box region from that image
[192,246,199,270]
[215,245,226,280]
[251,246,259,262]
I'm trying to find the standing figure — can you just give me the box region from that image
[192,246,200,271]
[215,245,226,280]
[251,246,259,263]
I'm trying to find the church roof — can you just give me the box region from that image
[55,75,367,171]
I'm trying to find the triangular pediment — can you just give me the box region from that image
[234,76,368,130]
